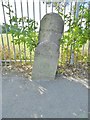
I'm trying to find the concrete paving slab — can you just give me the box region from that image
[2,70,88,118]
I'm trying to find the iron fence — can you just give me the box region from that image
[0,0,89,66]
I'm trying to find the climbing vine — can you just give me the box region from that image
[3,2,38,52]
[54,2,90,64]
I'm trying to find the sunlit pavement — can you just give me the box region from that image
[2,70,88,118]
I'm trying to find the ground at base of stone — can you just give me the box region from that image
[2,62,88,87]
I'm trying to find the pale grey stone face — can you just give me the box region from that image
[39,13,64,44]
[32,13,64,80]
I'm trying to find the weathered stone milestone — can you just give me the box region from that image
[32,13,64,80]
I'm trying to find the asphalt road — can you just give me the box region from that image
[2,69,88,118]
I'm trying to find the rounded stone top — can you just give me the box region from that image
[40,13,64,33]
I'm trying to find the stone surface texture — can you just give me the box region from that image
[32,13,64,80]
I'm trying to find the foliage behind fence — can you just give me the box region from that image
[0,0,90,67]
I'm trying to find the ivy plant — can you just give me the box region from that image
[4,2,38,52]
[7,16,38,52]
[58,3,90,51]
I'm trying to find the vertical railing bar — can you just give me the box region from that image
[68,2,72,62]
[51,2,53,13]
[27,0,31,63]
[64,2,66,23]
[14,0,17,17]
[67,2,72,64]
[75,1,80,65]
[63,1,68,65]
[45,2,47,14]
[81,3,85,56]
[88,2,90,87]
[74,3,76,19]
[27,0,29,19]
[32,0,35,64]
[76,1,80,18]
[39,0,41,64]
[69,2,73,65]
[20,0,26,63]
[57,2,61,64]
[75,1,83,65]
[73,1,77,65]
[20,0,24,28]
[39,0,41,20]
[14,0,22,63]
[70,2,76,65]
[33,0,35,22]
[1,30,6,65]
[60,2,64,65]
[87,2,89,58]
[8,0,16,62]
[75,2,79,64]
[2,0,11,65]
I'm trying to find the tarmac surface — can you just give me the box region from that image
[2,69,88,118]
